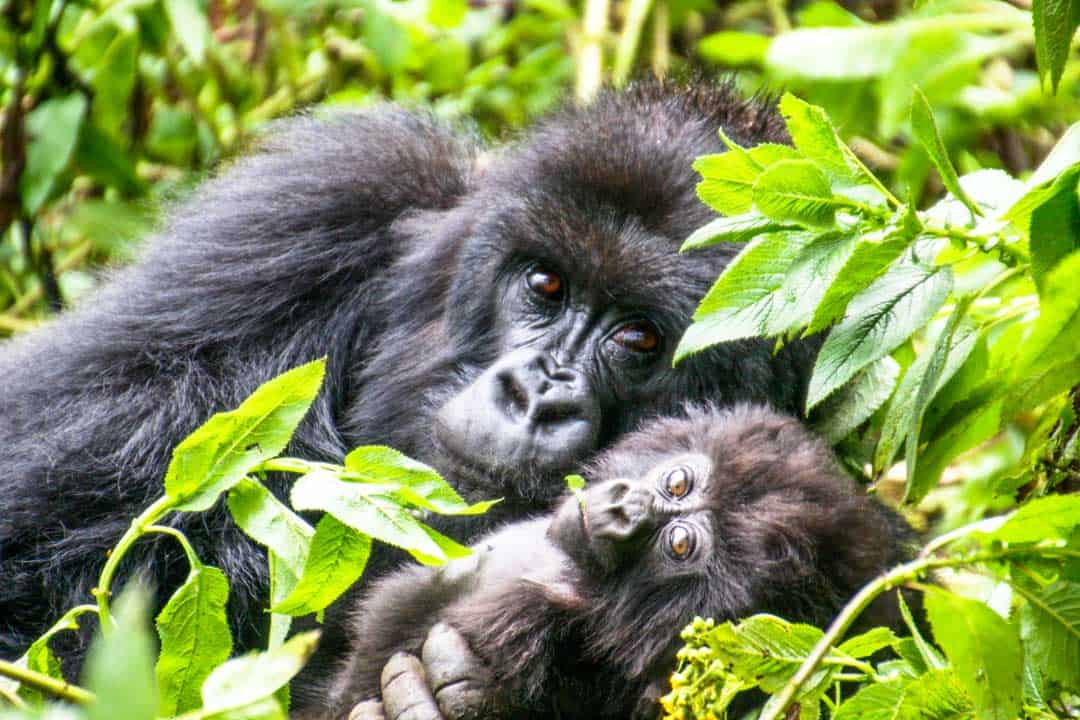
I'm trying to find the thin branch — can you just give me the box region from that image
[576,0,609,102]
[0,659,94,706]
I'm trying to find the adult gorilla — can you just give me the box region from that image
[0,80,814,702]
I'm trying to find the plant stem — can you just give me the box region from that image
[651,0,669,78]
[613,0,654,86]
[765,0,790,32]
[0,659,94,706]
[577,0,609,102]
[758,544,1079,720]
[93,495,175,633]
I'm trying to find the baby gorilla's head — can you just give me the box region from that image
[544,404,911,681]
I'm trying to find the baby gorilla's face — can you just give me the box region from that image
[547,451,717,578]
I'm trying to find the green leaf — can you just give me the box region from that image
[832,678,909,720]
[697,31,770,67]
[76,122,144,195]
[227,478,314,577]
[1029,171,1080,293]
[1007,252,1080,403]
[910,88,981,219]
[344,446,496,515]
[778,93,861,188]
[812,356,899,443]
[165,359,326,512]
[1019,581,1080,690]
[898,669,973,720]
[807,261,953,410]
[19,94,88,215]
[875,317,977,473]
[983,494,1080,544]
[145,104,198,165]
[271,515,372,616]
[83,588,158,720]
[163,0,211,63]
[428,0,467,27]
[693,142,800,216]
[708,615,828,694]
[156,564,233,715]
[290,471,457,564]
[908,397,1002,503]
[924,587,1022,720]
[837,627,899,659]
[752,160,839,228]
[763,231,860,336]
[1032,0,1080,92]
[806,230,912,335]
[681,213,788,251]
[766,26,904,79]
[201,632,319,712]
[675,232,815,361]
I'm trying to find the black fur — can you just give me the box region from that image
[325,405,915,720]
[0,80,816,703]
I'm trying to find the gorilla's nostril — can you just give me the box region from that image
[497,372,529,417]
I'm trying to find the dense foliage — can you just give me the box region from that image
[2,0,1080,717]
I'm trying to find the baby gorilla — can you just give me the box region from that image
[324,405,914,720]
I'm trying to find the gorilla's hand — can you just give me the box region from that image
[370,623,493,720]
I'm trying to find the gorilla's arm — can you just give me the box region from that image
[0,108,477,661]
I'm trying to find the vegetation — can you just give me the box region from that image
[2,0,1080,717]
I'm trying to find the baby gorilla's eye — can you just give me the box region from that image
[612,322,660,353]
[663,466,692,499]
[525,267,563,301]
[667,525,694,560]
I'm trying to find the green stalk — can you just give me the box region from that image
[576,0,609,102]
[759,543,1080,720]
[92,495,175,633]
[0,659,94,705]
[612,0,654,86]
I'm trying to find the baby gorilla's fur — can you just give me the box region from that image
[325,405,915,720]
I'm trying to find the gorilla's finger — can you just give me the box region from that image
[348,700,387,720]
[422,622,491,720]
[381,652,445,720]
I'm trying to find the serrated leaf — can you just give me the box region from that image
[764,230,860,336]
[709,615,828,694]
[163,0,210,64]
[911,88,981,219]
[1019,581,1080,690]
[807,261,953,410]
[900,669,973,720]
[694,143,800,216]
[290,471,457,564]
[201,632,318,712]
[1029,171,1080,293]
[20,94,87,215]
[681,213,788,251]
[165,360,326,512]
[837,627,899,659]
[83,588,158,720]
[779,93,861,187]
[156,565,233,715]
[833,678,909,720]
[344,445,496,515]
[1032,0,1080,92]
[227,478,314,577]
[925,587,1022,720]
[675,232,815,361]
[983,494,1080,545]
[271,515,372,616]
[807,230,912,336]
[875,318,977,473]
[812,355,899,443]
[752,159,839,228]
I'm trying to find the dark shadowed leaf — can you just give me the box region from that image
[165,359,325,512]
[812,355,899,443]
[1019,581,1080,690]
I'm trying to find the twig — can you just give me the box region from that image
[576,0,609,102]
[612,0,654,86]
[0,659,94,706]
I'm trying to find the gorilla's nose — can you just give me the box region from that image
[588,479,654,544]
[492,348,600,464]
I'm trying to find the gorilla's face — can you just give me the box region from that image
[431,194,726,503]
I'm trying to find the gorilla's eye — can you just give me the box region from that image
[612,322,660,354]
[667,525,694,560]
[526,267,564,301]
[663,466,692,499]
